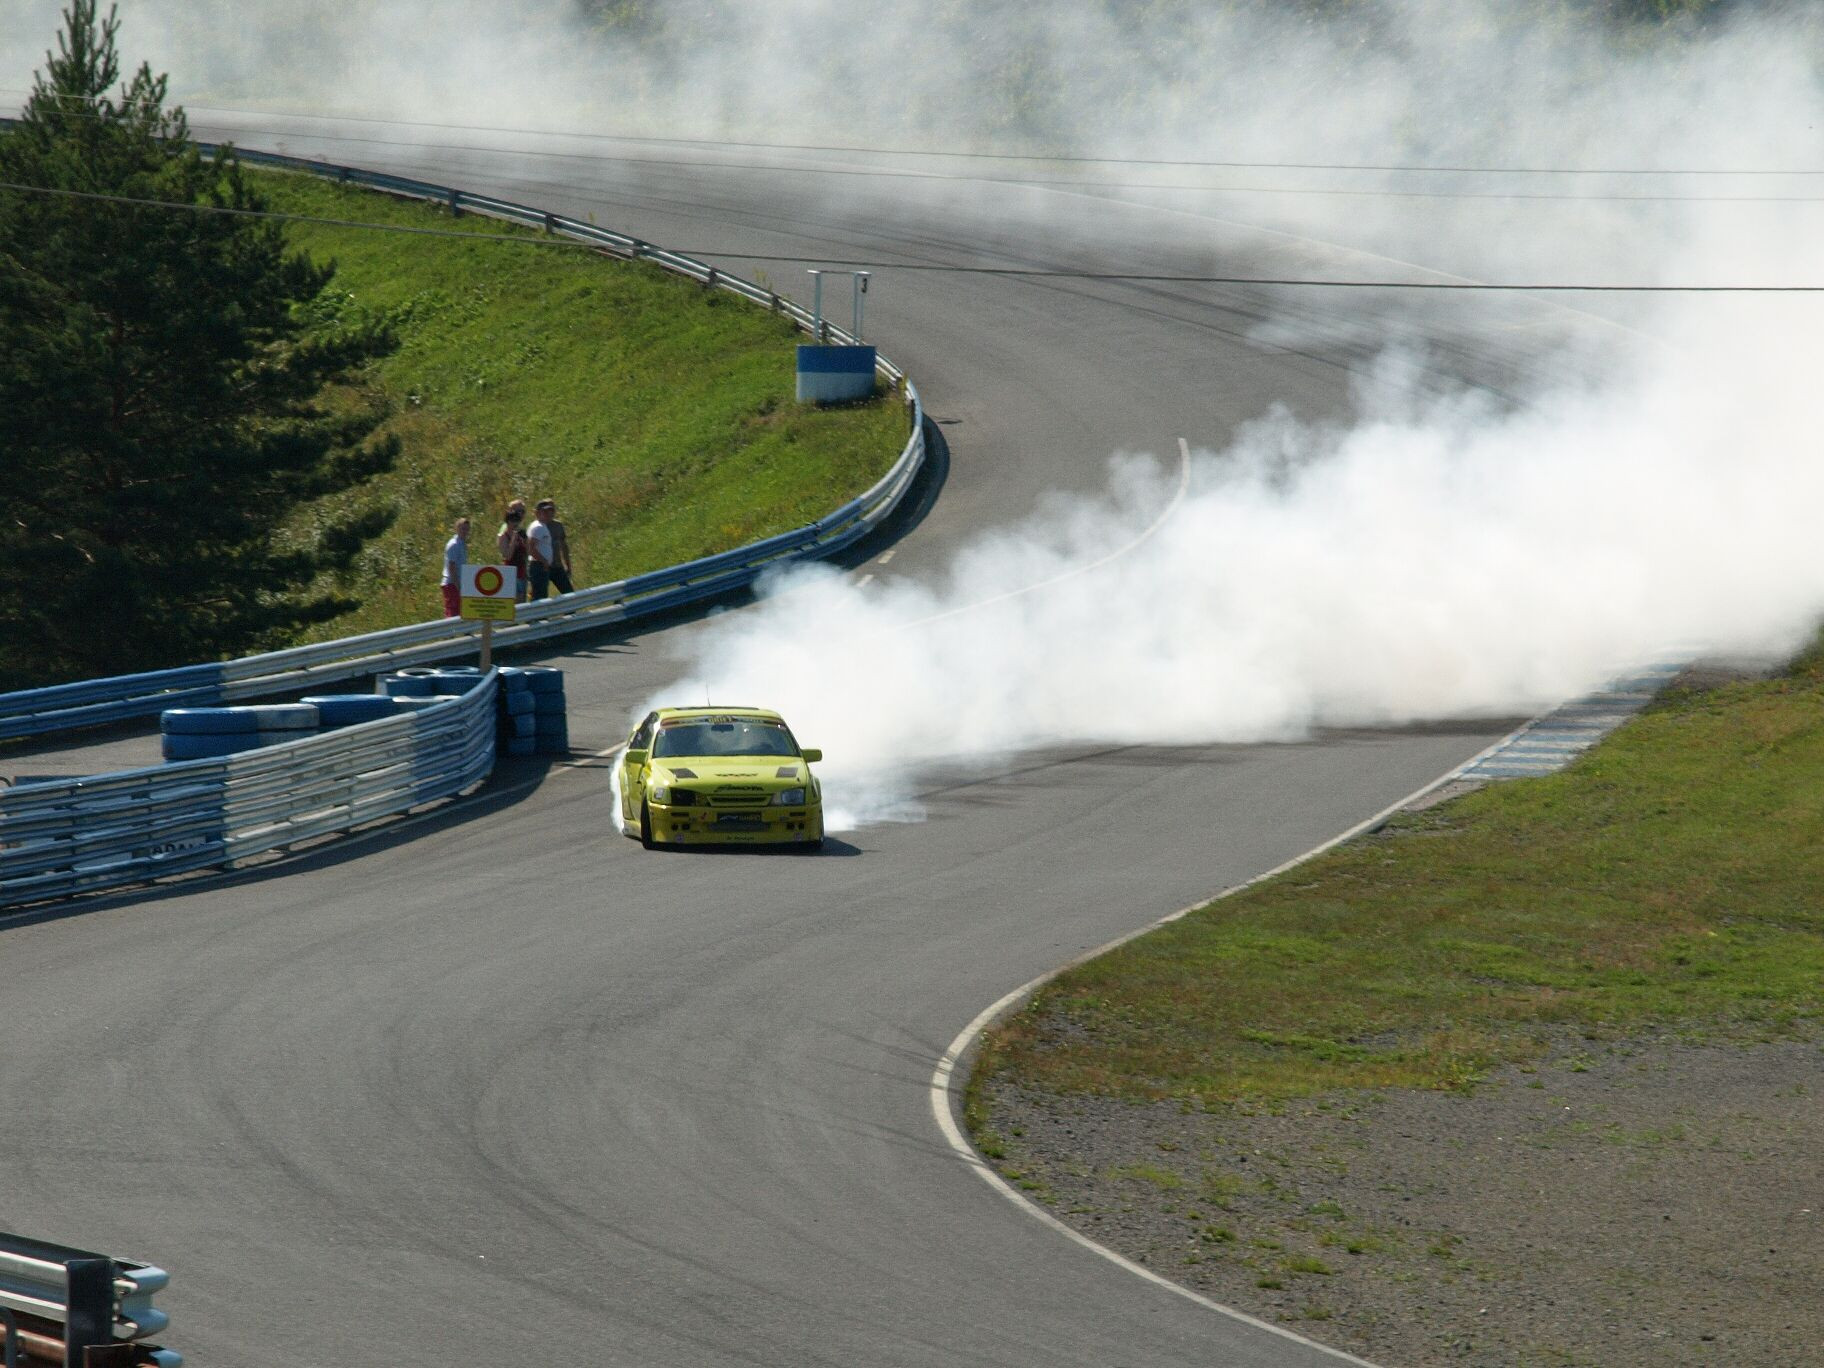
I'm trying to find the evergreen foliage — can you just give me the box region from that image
[0,2,398,690]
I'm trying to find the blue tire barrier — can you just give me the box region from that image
[535,732,569,755]
[533,694,567,717]
[162,707,261,735]
[162,731,263,760]
[162,703,318,735]
[380,675,441,698]
[393,694,463,711]
[395,666,443,677]
[498,670,532,694]
[510,714,537,739]
[503,692,535,717]
[504,736,536,757]
[247,704,322,730]
[302,694,405,727]
[521,667,564,695]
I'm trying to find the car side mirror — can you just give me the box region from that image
[800,748,822,763]
[625,748,648,765]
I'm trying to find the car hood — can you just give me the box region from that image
[652,756,809,785]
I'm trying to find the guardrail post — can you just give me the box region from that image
[543,212,555,235]
[63,1258,111,1368]
[447,188,461,218]
[337,165,350,184]
[2,1307,18,1368]
[705,267,718,289]
[630,239,646,260]
[770,292,781,313]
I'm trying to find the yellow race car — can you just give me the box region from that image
[619,706,824,851]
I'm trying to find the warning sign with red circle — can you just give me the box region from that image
[460,564,517,621]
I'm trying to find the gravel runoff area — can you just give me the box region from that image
[978,1030,1821,1366]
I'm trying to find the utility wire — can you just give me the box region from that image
[2,177,1819,291]
[198,135,1824,202]
[6,90,1822,179]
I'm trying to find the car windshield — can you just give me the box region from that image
[652,719,797,759]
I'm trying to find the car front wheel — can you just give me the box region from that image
[639,800,656,850]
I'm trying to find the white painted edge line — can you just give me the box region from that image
[924,741,1537,1368]
[923,658,1705,1356]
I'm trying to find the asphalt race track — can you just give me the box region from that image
[0,127,1552,1365]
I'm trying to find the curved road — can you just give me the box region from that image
[0,130,1551,1365]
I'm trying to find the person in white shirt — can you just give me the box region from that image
[440,517,469,618]
[528,500,565,599]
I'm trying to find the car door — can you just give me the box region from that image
[622,713,658,821]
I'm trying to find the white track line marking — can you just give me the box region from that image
[876,549,897,565]
[857,573,874,588]
[925,755,1519,1368]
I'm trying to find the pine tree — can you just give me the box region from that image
[0,1,399,689]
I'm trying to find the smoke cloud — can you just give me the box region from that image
[8,3,1824,824]
[662,302,1824,828]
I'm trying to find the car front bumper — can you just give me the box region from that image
[649,804,823,846]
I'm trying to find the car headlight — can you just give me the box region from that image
[648,783,670,804]
[770,787,806,806]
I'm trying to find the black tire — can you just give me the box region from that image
[798,835,824,854]
[639,800,656,850]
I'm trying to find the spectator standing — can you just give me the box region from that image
[440,517,470,618]
[532,499,575,596]
[527,500,554,599]
[496,499,529,602]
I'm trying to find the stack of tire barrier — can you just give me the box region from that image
[497,667,567,757]
[296,692,412,728]
[160,703,320,760]
[373,664,476,714]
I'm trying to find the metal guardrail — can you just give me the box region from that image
[0,1231,180,1366]
[0,137,925,743]
[0,674,497,907]
[0,139,924,910]
[0,420,920,743]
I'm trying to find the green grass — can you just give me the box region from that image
[974,637,1824,1110]
[253,169,910,636]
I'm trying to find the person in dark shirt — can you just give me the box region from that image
[496,499,529,602]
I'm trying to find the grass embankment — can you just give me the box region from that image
[255,169,909,635]
[971,638,1824,1127]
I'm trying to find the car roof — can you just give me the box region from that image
[653,705,785,722]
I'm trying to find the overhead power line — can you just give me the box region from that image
[3,177,1821,291]
[6,89,1824,180]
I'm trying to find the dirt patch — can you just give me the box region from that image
[979,1032,1822,1366]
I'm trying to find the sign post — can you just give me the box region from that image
[460,565,517,668]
